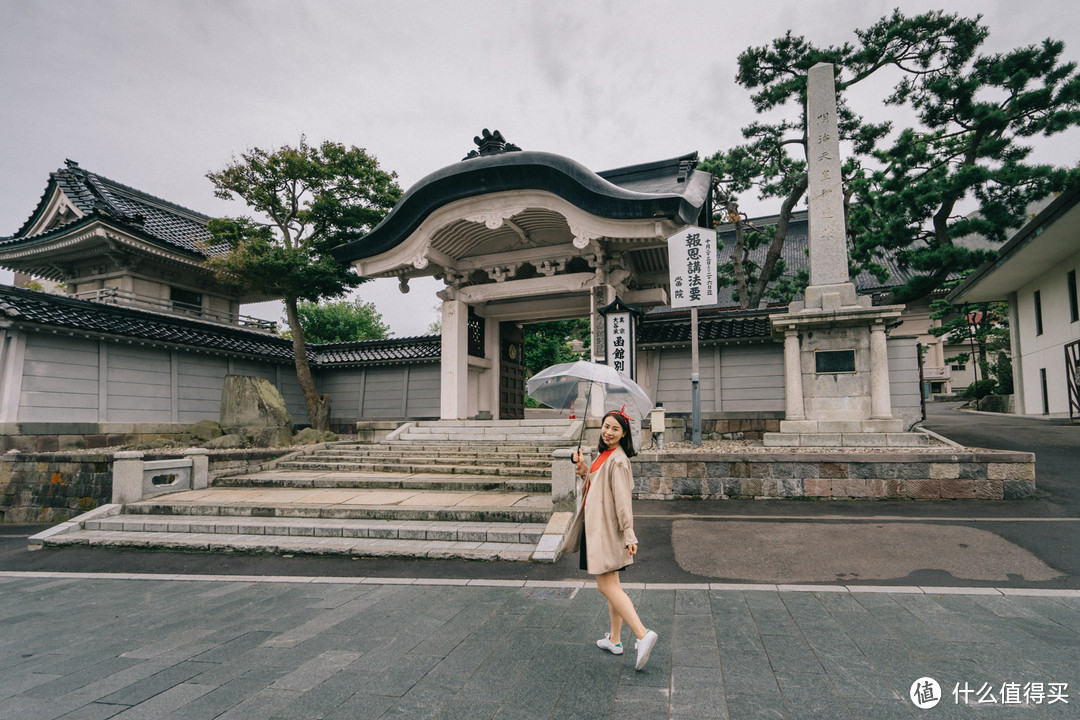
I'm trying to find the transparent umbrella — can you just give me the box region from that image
[525,360,653,450]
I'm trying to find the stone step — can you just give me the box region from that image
[81,514,547,545]
[393,433,572,444]
[214,471,550,493]
[320,446,556,461]
[299,452,551,467]
[273,460,550,478]
[124,487,553,523]
[42,529,538,561]
[412,419,571,426]
[403,424,567,434]
[379,441,573,451]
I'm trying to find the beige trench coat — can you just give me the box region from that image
[582,446,638,575]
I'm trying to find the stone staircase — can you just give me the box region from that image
[36,420,580,562]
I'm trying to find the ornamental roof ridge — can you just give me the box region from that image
[314,334,441,349]
[58,160,213,225]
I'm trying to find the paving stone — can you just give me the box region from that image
[94,661,217,707]
[670,665,728,718]
[8,577,1080,720]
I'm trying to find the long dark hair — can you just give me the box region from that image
[597,409,636,458]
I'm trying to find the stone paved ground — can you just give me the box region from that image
[1,573,1077,719]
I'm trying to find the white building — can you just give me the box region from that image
[949,185,1080,418]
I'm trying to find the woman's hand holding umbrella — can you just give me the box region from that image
[572,449,587,477]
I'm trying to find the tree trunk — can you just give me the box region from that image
[732,222,750,309]
[284,295,331,431]
[748,174,808,309]
[721,196,751,309]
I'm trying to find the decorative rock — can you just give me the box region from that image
[187,420,224,442]
[220,375,293,434]
[293,428,339,445]
[205,434,249,449]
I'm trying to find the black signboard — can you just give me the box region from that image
[815,349,856,374]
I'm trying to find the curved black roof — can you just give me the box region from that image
[331,149,713,264]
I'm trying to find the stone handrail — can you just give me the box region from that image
[112,449,209,504]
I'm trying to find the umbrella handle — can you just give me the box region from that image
[576,380,593,451]
[569,380,593,463]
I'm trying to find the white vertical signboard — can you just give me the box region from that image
[667,228,717,308]
[667,227,716,446]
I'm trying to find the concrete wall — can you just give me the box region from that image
[642,343,785,413]
[316,363,440,422]
[2,327,923,434]
[888,336,923,428]
[642,337,917,424]
[0,329,445,441]
[10,332,310,426]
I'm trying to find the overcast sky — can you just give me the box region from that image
[2,0,1078,336]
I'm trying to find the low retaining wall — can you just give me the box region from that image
[0,422,359,453]
[664,414,783,442]
[0,423,194,453]
[0,449,286,524]
[631,450,1036,501]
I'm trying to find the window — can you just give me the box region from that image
[170,287,203,316]
[1069,270,1078,323]
[1040,368,1049,415]
[467,306,485,357]
[951,364,966,372]
[1034,290,1044,335]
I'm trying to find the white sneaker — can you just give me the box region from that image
[634,630,658,670]
[596,633,623,655]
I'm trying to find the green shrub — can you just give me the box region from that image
[963,379,997,400]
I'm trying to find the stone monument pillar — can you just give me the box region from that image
[765,63,920,447]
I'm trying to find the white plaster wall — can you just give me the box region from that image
[1015,248,1080,414]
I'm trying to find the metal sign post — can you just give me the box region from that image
[691,306,701,446]
[667,227,718,447]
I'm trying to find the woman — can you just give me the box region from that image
[574,407,659,671]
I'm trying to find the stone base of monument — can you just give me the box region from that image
[778,419,904,434]
[765,416,927,448]
[763,431,928,448]
[767,278,916,448]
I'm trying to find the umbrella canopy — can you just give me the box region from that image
[525,361,653,421]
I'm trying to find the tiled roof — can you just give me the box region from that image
[715,210,929,298]
[639,309,774,346]
[0,285,439,366]
[3,161,225,258]
[315,336,442,364]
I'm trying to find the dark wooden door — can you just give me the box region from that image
[500,323,525,419]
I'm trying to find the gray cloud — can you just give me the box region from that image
[2,0,1077,335]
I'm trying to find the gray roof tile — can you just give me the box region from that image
[4,161,226,258]
[0,285,439,366]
